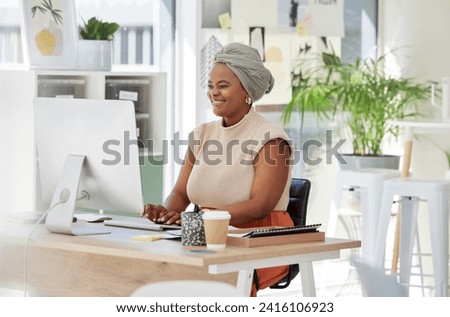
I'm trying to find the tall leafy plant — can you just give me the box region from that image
[282,50,431,156]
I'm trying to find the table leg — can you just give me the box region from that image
[236,269,253,296]
[299,262,316,296]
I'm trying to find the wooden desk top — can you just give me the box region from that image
[0,215,360,296]
[0,217,360,268]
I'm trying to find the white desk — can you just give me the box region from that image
[0,216,360,296]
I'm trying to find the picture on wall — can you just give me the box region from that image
[21,0,78,69]
[278,0,309,27]
[249,27,265,61]
[201,0,231,28]
[232,0,277,32]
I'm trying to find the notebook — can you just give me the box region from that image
[242,223,321,238]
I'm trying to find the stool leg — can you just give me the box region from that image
[361,180,384,265]
[375,187,397,270]
[427,191,449,297]
[398,197,419,296]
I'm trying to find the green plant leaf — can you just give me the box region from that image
[282,48,431,156]
[79,17,120,41]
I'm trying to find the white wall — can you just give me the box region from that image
[379,0,450,291]
[0,70,36,214]
[380,0,450,179]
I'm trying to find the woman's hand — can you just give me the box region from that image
[143,204,181,225]
[143,204,166,222]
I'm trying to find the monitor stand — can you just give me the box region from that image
[45,155,110,235]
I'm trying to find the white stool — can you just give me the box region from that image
[375,178,450,297]
[327,168,400,265]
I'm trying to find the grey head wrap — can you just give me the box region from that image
[214,42,274,102]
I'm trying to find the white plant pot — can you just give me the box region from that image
[76,40,112,71]
[339,154,401,170]
[445,169,450,180]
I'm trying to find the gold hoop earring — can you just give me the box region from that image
[245,97,252,105]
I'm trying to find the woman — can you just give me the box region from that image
[144,42,294,296]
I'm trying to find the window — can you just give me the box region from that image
[0,1,22,65]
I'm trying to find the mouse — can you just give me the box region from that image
[85,215,113,223]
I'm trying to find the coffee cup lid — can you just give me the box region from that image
[202,211,231,220]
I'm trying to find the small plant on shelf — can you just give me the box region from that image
[79,17,119,41]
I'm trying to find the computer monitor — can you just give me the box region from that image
[34,97,144,235]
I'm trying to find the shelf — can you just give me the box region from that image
[0,69,167,210]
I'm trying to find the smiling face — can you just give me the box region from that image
[207,63,251,127]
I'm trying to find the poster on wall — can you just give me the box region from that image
[20,0,78,69]
[232,0,277,32]
[201,0,232,28]
[258,31,292,106]
[198,0,343,106]
[278,0,309,29]
[249,27,265,61]
[199,31,229,122]
[308,0,344,37]
[232,30,292,106]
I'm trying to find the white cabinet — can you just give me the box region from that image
[35,70,167,155]
[0,70,167,212]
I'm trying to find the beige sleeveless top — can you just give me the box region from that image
[186,108,292,211]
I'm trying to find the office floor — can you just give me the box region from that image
[259,213,439,298]
[258,255,435,297]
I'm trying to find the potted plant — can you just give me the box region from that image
[77,17,119,70]
[282,50,431,169]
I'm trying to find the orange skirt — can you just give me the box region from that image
[235,211,294,296]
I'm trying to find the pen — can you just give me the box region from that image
[132,235,163,242]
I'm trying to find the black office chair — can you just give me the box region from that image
[269,177,311,289]
[196,178,312,290]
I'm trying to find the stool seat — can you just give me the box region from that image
[378,177,450,191]
[327,168,400,265]
[375,177,450,297]
[337,168,402,180]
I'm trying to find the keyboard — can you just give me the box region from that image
[103,217,180,232]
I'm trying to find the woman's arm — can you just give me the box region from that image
[144,138,291,227]
[223,138,291,226]
[143,148,195,224]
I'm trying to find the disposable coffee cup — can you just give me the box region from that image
[202,211,231,250]
[181,211,205,246]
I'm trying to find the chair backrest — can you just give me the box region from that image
[131,280,246,297]
[269,178,311,290]
[286,178,311,226]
